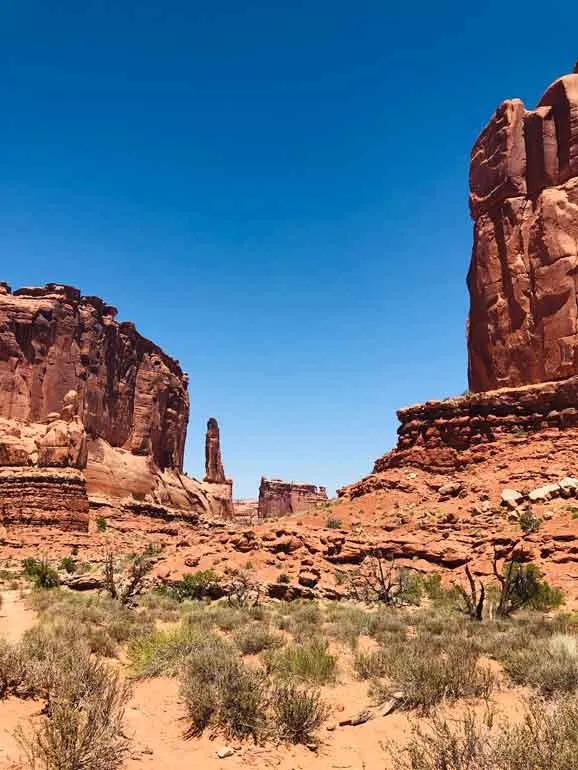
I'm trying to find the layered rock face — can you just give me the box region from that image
[0,283,188,469]
[0,391,89,531]
[258,477,328,519]
[468,63,578,392]
[0,283,233,525]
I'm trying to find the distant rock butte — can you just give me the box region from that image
[0,284,233,528]
[258,477,328,519]
[468,62,578,391]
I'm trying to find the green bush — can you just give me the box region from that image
[326,517,342,529]
[128,624,220,678]
[22,558,59,589]
[58,556,77,575]
[96,516,107,532]
[170,569,221,601]
[264,641,337,685]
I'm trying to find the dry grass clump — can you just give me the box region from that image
[234,625,283,655]
[370,636,493,712]
[503,633,578,695]
[28,589,154,657]
[392,696,578,770]
[354,649,390,680]
[264,641,337,684]
[181,639,268,740]
[271,683,329,744]
[324,605,372,649]
[16,648,130,770]
[0,639,29,698]
[128,623,222,678]
[276,602,323,642]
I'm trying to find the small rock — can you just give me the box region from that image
[501,489,524,509]
[438,481,463,499]
[216,746,235,759]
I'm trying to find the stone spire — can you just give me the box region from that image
[204,417,226,483]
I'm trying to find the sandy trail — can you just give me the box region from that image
[0,592,35,645]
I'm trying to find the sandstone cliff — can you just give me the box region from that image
[468,63,578,391]
[258,477,328,519]
[0,283,232,526]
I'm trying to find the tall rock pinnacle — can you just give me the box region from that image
[204,417,226,483]
[468,63,578,392]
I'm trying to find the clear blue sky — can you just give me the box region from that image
[1,1,576,498]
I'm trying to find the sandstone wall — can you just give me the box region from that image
[258,477,328,519]
[0,283,188,470]
[468,63,578,391]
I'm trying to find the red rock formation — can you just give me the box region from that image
[0,283,188,470]
[204,418,225,483]
[0,391,89,531]
[0,283,233,523]
[468,63,578,391]
[258,477,328,519]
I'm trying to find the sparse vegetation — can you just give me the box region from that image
[96,516,107,532]
[22,558,59,589]
[271,683,329,744]
[326,517,342,529]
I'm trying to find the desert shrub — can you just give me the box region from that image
[366,610,409,643]
[138,591,182,622]
[180,640,267,740]
[504,634,578,695]
[58,556,77,574]
[0,639,29,698]
[271,683,329,744]
[22,558,59,589]
[234,626,283,655]
[16,650,130,770]
[392,696,578,770]
[370,637,493,712]
[29,591,153,657]
[96,516,107,532]
[207,605,246,632]
[281,601,323,642]
[519,509,542,534]
[325,605,371,649]
[354,649,390,680]
[264,641,336,685]
[226,569,261,608]
[279,573,291,584]
[495,559,563,617]
[129,624,221,678]
[171,569,221,601]
[326,517,342,529]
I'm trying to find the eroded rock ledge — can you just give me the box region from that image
[348,375,578,481]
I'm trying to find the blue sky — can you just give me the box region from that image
[1,1,577,497]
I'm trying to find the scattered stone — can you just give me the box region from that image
[216,747,235,759]
[501,489,524,509]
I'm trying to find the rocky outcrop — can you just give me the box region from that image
[342,374,578,478]
[468,62,578,392]
[0,391,89,531]
[258,477,328,519]
[204,418,226,483]
[0,283,233,524]
[0,283,188,470]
